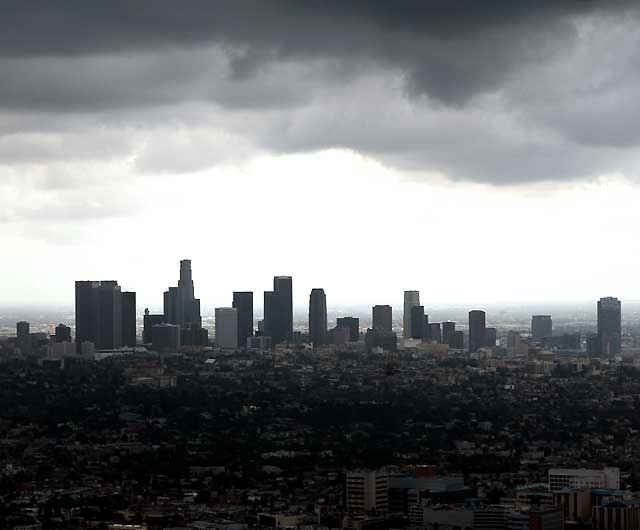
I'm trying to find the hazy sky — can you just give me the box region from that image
[2,1,640,308]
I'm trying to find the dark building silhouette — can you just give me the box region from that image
[428,322,442,343]
[410,305,425,339]
[468,309,486,352]
[597,296,621,356]
[75,280,128,351]
[121,291,136,347]
[143,309,165,344]
[451,330,465,349]
[16,321,31,355]
[586,333,599,356]
[55,323,72,343]
[442,321,456,345]
[531,315,553,342]
[485,327,497,347]
[163,260,207,346]
[308,288,327,346]
[152,323,181,351]
[164,259,201,327]
[372,305,392,332]
[337,317,360,342]
[233,291,254,349]
[264,276,293,345]
[365,329,398,352]
[424,314,430,340]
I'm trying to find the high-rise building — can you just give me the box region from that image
[75,280,127,351]
[410,305,425,339]
[233,291,253,349]
[264,276,293,345]
[55,323,72,343]
[450,330,465,349]
[152,323,181,351]
[143,309,165,344]
[336,317,360,342]
[428,322,442,343]
[468,310,486,352]
[442,321,456,345]
[485,327,497,347]
[163,260,206,346]
[16,321,31,355]
[403,290,420,339]
[532,315,553,342]
[373,305,393,332]
[215,307,238,349]
[164,259,202,328]
[597,296,621,356]
[121,291,137,347]
[308,288,327,346]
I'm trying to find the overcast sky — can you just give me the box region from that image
[2,1,640,309]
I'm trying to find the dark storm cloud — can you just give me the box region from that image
[0,0,630,105]
[0,1,639,185]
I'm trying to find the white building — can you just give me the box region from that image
[548,467,620,491]
[346,469,390,514]
[403,290,420,340]
[215,307,238,349]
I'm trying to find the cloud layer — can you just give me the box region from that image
[1,0,640,194]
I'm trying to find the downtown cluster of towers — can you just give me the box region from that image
[69,259,624,355]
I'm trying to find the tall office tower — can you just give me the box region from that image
[143,309,166,344]
[485,327,497,347]
[16,321,31,355]
[346,469,390,513]
[410,305,425,339]
[55,323,72,343]
[373,305,393,332]
[531,315,553,342]
[264,276,293,345]
[403,290,420,339]
[468,309,486,352]
[163,259,202,327]
[428,323,442,343]
[442,321,456,345]
[308,288,327,346]
[215,307,238,349]
[424,314,430,339]
[152,323,181,351]
[75,280,125,351]
[597,296,622,356]
[233,291,253,349]
[336,317,360,342]
[451,330,465,349]
[121,291,137,347]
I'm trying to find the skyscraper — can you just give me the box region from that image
[233,291,254,349]
[373,305,392,332]
[442,321,456,345]
[264,276,293,345]
[55,323,72,343]
[428,322,442,343]
[143,309,165,344]
[410,305,425,339]
[468,310,486,352]
[215,307,238,349]
[121,291,137,347]
[163,259,205,346]
[485,327,497,347]
[531,315,552,342]
[164,259,202,327]
[403,290,420,339]
[308,288,327,346]
[75,280,127,351]
[336,317,360,342]
[16,321,31,355]
[597,297,621,356]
